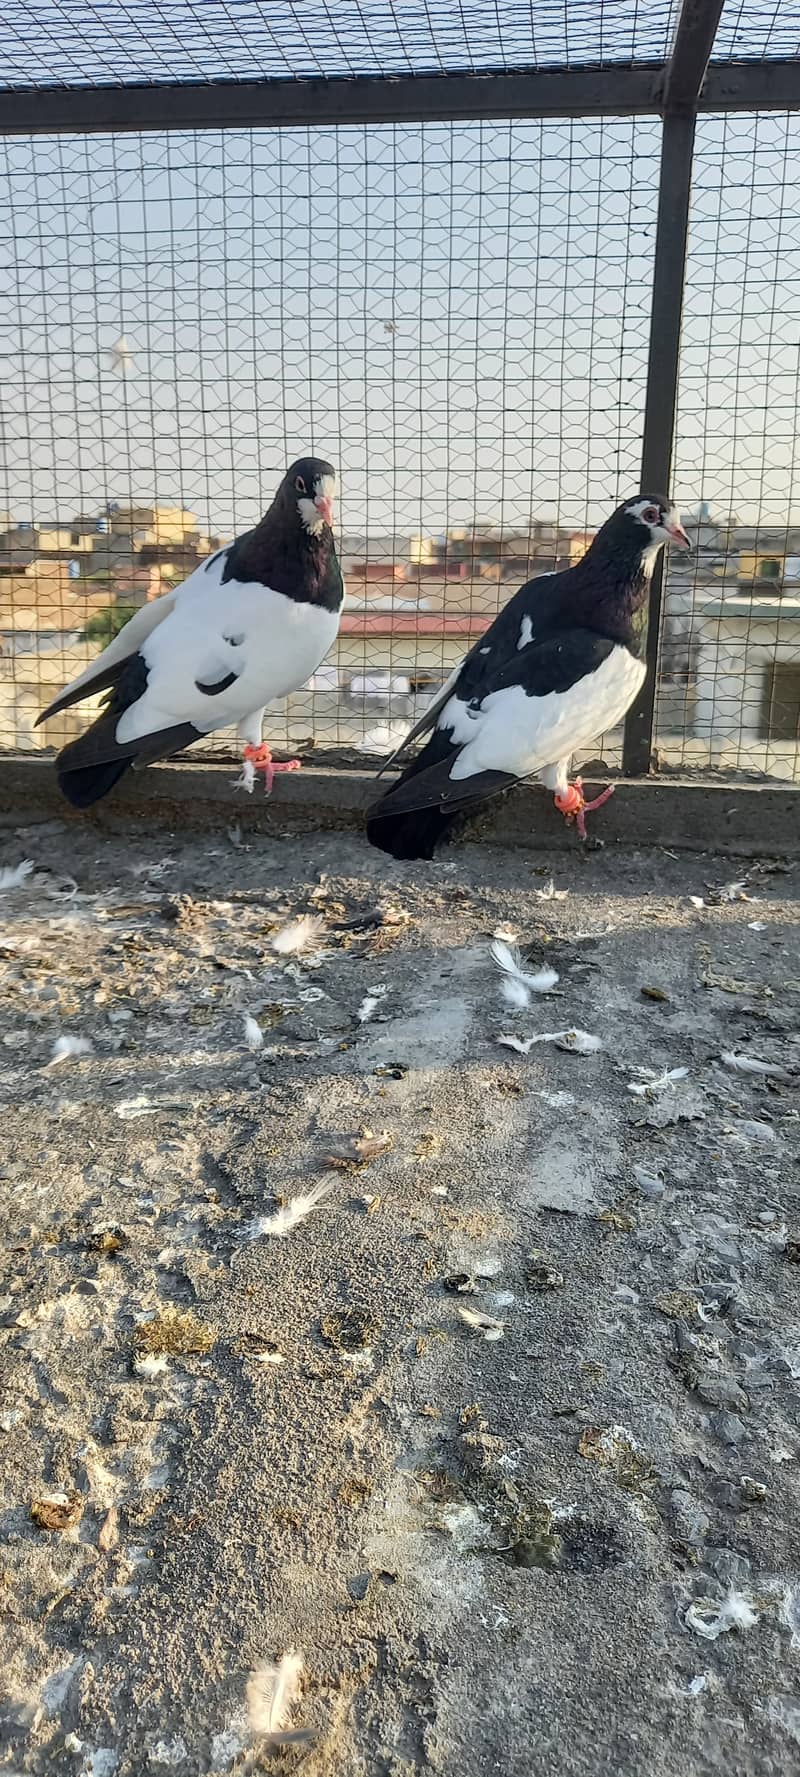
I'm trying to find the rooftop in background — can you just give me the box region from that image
[0,0,797,91]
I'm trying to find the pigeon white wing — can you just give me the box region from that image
[116,576,340,743]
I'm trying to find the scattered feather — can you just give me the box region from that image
[685,1590,758,1640]
[556,1029,602,1054]
[246,1652,306,1745]
[501,975,533,1010]
[40,871,79,901]
[688,895,705,910]
[534,879,569,902]
[271,914,325,956]
[242,1014,264,1052]
[720,1050,791,1080]
[627,1065,689,1097]
[358,985,388,1023]
[708,878,756,905]
[247,1178,333,1239]
[106,333,134,376]
[680,1675,709,1697]
[48,1035,94,1066]
[748,920,766,932]
[0,859,34,892]
[132,1353,170,1381]
[458,1305,505,1342]
[234,757,256,793]
[497,1028,601,1056]
[490,939,559,1007]
[115,1095,155,1119]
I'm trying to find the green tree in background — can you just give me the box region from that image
[80,604,138,648]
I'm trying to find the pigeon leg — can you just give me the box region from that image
[553,776,615,841]
[239,743,301,796]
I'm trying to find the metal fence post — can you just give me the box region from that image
[622,0,725,777]
[621,110,696,775]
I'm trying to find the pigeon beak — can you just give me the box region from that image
[665,520,691,551]
[314,494,334,527]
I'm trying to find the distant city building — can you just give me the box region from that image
[1,494,798,772]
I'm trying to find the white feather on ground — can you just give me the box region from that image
[0,860,34,892]
[458,1305,505,1342]
[48,1035,94,1065]
[627,1065,688,1097]
[246,1652,304,1742]
[497,1029,601,1056]
[132,1353,170,1380]
[271,914,325,956]
[490,939,559,1009]
[358,985,388,1024]
[684,1591,759,1640]
[241,1014,264,1052]
[721,1050,791,1080]
[246,1179,332,1240]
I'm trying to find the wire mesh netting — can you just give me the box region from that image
[0,2,685,89]
[656,109,800,783]
[0,118,659,763]
[715,0,800,64]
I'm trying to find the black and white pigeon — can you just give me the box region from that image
[37,458,343,807]
[366,493,690,859]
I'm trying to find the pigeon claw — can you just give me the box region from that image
[242,743,301,796]
[554,777,615,842]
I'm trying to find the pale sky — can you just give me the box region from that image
[0,108,798,544]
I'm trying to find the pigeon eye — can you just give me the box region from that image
[642,504,660,525]
[295,476,306,494]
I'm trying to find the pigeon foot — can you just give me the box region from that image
[554,777,615,841]
[235,744,301,795]
[242,743,301,796]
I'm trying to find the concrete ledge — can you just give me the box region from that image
[0,753,798,856]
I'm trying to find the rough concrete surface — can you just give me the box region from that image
[0,815,799,1777]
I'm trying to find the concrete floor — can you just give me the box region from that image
[1,818,799,1776]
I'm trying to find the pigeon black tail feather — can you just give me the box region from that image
[53,653,202,809]
[57,756,133,809]
[366,803,461,861]
[367,725,514,859]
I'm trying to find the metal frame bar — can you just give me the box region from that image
[0,58,798,137]
[622,0,726,774]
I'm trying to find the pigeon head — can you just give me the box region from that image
[283,456,337,535]
[620,494,691,555]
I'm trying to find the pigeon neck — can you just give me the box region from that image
[223,513,343,612]
[570,530,655,653]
